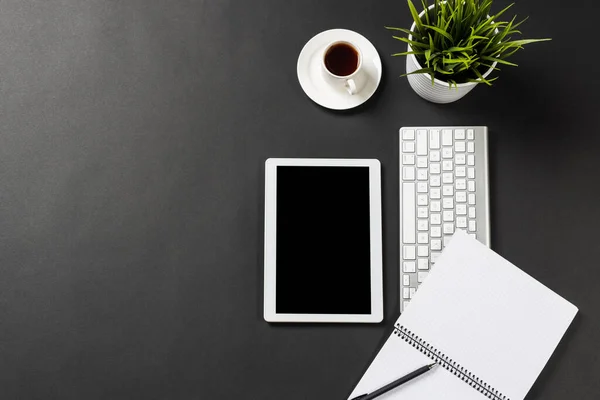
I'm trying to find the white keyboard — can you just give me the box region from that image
[399,126,491,312]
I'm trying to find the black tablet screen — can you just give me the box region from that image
[276,166,371,314]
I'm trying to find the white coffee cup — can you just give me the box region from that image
[322,41,364,95]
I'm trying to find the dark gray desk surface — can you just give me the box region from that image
[1,0,598,399]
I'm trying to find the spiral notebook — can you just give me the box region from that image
[348,231,578,400]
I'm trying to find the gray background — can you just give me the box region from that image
[0,0,598,399]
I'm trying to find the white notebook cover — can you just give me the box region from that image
[348,231,578,400]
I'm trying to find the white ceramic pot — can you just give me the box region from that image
[405,5,496,103]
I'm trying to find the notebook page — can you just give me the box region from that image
[347,331,487,400]
[401,231,578,400]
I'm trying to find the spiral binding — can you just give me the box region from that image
[394,324,509,400]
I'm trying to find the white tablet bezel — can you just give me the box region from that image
[263,158,383,323]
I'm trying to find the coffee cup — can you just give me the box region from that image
[322,41,364,95]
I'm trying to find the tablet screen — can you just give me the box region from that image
[276,166,371,314]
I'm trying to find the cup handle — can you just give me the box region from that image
[345,78,358,95]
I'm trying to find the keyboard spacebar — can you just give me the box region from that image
[402,182,416,244]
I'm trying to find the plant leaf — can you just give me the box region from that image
[407,0,424,34]
[481,55,518,66]
[392,51,425,56]
[442,58,470,65]
[392,36,430,49]
[421,0,430,25]
[480,62,501,71]
[385,26,421,39]
[471,68,493,86]
[488,3,515,25]
[504,38,552,46]
[444,45,474,52]
[401,67,433,77]
[423,24,454,43]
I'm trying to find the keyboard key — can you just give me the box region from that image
[403,261,416,272]
[443,198,454,209]
[417,169,428,181]
[468,168,475,179]
[431,252,441,263]
[469,233,477,239]
[431,239,442,250]
[430,188,441,199]
[431,226,442,237]
[403,274,410,286]
[467,129,474,139]
[403,246,416,260]
[403,300,410,310]
[417,182,428,193]
[430,175,441,187]
[456,204,467,215]
[468,180,475,192]
[402,182,416,244]
[455,179,466,190]
[403,129,415,140]
[455,141,466,152]
[418,207,428,218]
[468,206,476,218]
[443,210,453,222]
[417,194,428,206]
[442,147,453,159]
[430,201,441,212]
[442,173,453,184]
[418,232,429,244]
[403,154,415,165]
[431,213,441,225]
[467,142,475,153]
[417,219,429,231]
[417,157,428,168]
[403,142,415,153]
[469,220,477,232]
[457,216,467,228]
[403,287,410,299]
[442,160,453,171]
[467,154,475,166]
[430,163,441,174]
[417,129,428,155]
[430,151,440,162]
[443,185,454,196]
[443,222,454,234]
[456,191,467,203]
[418,271,429,283]
[430,129,440,149]
[456,166,466,177]
[418,246,429,257]
[443,235,452,246]
[455,129,465,140]
[403,166,415,180]
[409,288,416,298]
[456,154,466,165]
[468,193,476,205]
[442,129,453,146]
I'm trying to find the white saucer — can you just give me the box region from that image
[297,29,383,110]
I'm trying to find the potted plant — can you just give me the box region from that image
[386,0,550,103]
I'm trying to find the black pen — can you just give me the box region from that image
[350,363,437,400]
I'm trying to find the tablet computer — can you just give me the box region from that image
[263,158,383,323]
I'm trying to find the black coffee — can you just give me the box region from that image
[324,43,359,77]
